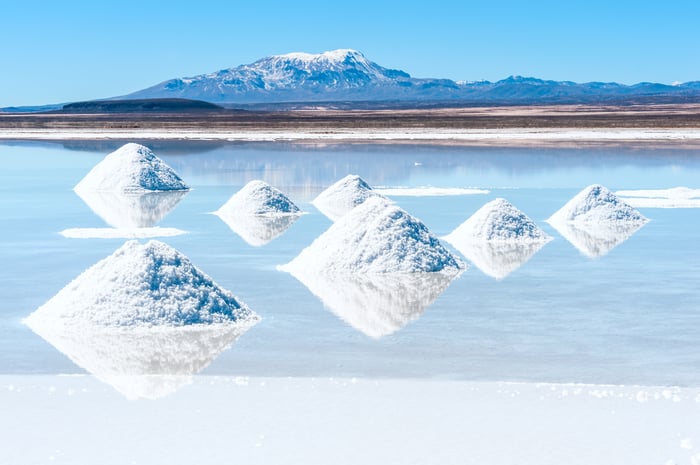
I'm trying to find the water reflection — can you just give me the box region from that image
[448,240,549,279]
[286,270,461,338]
[25,323,252,400]
[548,221,646,258]
[215,211,300,246]
[75,190,188,229]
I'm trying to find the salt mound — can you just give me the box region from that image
[24,240,258,328]
[286,269,459,338]
[445,198,551,242]
[443,199,551,279]
[74,143,189,193]
[547,184,648,226]
[281,196,464,273]
[215,180,301,217]
[312,174,386,221]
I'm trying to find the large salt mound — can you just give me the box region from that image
[74,143,189,193]
[547,184,648,225]
[312,174,386,221]
[280,196,464,274]
[24,240,258,328]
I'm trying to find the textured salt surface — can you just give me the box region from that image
[24,240,258,327]
[74,143,189,193]
[281,196,463,274]
[312,174,386,221]
[547,184,648,225]
[214,180,301,246]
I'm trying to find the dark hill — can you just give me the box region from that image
[61,98,226,113]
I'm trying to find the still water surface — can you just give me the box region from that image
[1,141,699,386]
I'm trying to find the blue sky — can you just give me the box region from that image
[2,0,699,106]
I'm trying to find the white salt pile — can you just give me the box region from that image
[442,198,551,279]
[547,184,648,226]
[74,143,189,193]
[547,184,648,258]
[288,271,458,338]
[214,180,301,246]
[312,174,386,221]
[280,196,464,274]
[24,240,258,327]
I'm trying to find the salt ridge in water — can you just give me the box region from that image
[312,174,386,221]
[24,240,258,328]
[74,143,189,193]
[281,196,464,273]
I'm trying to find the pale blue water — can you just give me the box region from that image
[1,141,699,386]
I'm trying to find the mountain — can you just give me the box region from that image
[118,49,700,106]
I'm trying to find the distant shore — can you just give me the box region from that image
[2,104,700,146]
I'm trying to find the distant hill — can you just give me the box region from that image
[60,98,226,113]
[119,49,700,106]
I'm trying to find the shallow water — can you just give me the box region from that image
[1,141,699,386]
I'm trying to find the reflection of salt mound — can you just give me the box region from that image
[24,240,258,327]
[548,221,646,258]
[214,180,301,246]
[75,189,188,228]
[74,143,189,193]
[24,240,258,399]
[547,184,648,225]
[25,324,252,400]
[312,174,386,221]
[443,198,551,279]
[547,185,648,258]
[286,269,458,338]
[281,196,464,273]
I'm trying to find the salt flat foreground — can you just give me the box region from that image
[2,375,699,465]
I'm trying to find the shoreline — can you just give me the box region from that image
[3,127,700,147]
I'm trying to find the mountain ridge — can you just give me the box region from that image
[119,49,700,106]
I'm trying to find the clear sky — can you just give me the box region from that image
[2,0,699,106]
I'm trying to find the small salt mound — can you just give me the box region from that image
[445,198,551,243]
[547,184,648,225]
[280,196,464,274]
[312,174,386,221]
[215,180,301,217]
[74,143,189,193]
[24,240,258,328]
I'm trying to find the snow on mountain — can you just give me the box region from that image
[547,184,648,226]
[24,240,259,328]
[280,196,464,274]
[74,143,189,193]
[312,174,386,221]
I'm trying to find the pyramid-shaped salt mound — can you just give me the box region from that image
[445,198,551,242]
[74,143,189,193]
[547,184,648,226]
[312,174,386,221]
[443,198,551,279]
[547,184,648,258]
[281,196,464,274]
[24,240,258,327]
[214,180,301,246]
[216,180,301,216]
